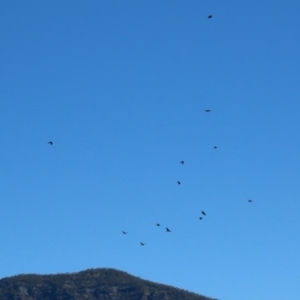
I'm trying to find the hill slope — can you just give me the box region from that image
[0,268,217,300]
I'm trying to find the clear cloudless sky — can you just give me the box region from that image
[1,1,300,299]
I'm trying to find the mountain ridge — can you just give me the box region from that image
[0,268,217,300]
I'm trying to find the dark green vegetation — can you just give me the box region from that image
[0,268,217,300]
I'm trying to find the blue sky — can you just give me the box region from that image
[1,1,300,299]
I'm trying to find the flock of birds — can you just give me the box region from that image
[115,106,252,246]
[48,117,253,246]
[46,14,255,247]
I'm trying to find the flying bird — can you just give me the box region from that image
[208,15,212,19]
[199,217,203,220]
[140,242,146,246]
[248,199,253,202]
[166,227,171,232]
[213,146,217,149]
[48,141,53,145]
[177,181,181,185]
[201,211,206,216]
[156,223,160,226]
[205,109,211,112]
[180,161,184,164]
[122,231,128,234]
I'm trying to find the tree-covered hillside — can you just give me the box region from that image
[0,268,217,300]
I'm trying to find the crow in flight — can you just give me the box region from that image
[208,15,212,19]
[140,242,146,246]
[180,161,184,164]
[177,181,181,185]
[199,217,203,220]
[248,199,253,202]
[122,231,128,234]
[201,211,206,216]
[156,223,160,226]
[48,141,53,145]
[166,227,171,232]
[205,109,211,112]
[213,146,217,149]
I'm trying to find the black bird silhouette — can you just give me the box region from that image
[48,141,53,145]
[177,181,181,185]
[201,211,206,216]
[156,223,160,226]
[248,199,253,202]
[213,146,217,149]
[140,242,146,246]
[199,217,203,220]
[205,109,211,112]
[208,15,212,19]
[180,161,184,164]
[166,227,171,232]
[122,231,128,234]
